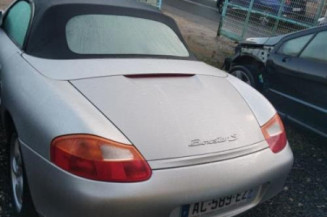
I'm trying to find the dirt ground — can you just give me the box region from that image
[0,0,12,10]
[164,10,235,67]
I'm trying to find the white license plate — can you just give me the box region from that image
[181,189,258,217]
[292,8,302,12]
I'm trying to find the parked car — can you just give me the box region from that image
[225,25,327,138]
[0,0,293,217]
[217,0,306,25]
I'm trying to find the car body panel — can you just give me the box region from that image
[21,140,293,217]
[23,55,227,81]
[72,74,264,161]
[148,141,268,169]
[242,34,286,46]
[265,31,327,136]
[227,75,276,126]
[0,28,20,68]
[0,30,131,160]
[227,25,327,137]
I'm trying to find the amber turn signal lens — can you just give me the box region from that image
[50,135,152,182]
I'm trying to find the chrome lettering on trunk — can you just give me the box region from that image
[189,134,238,147]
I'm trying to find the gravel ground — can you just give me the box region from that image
[0,0,13,10]
[163,6,236,68]
[0,124,12,217]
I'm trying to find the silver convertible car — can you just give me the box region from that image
[0,0,293,217]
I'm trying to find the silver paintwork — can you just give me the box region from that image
[23,55,226,80]
[0,15,293,216]
[71,74,264,161]
[0,30,131,160]
[189,134,238,147]
[227,75,276,126]
[148,141,268,169]
[21,140,293,217]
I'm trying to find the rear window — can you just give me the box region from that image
[66,15,189,57]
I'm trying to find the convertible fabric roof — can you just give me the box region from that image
[31,0,160,20]
[25,0,189,59]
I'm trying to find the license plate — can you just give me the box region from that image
[292,8,302,12]
[181,189,257,217]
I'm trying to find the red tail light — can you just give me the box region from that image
[50,135,152,182]
[261,114,287,153]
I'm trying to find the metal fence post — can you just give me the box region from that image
[217,0,319,42]
[241,0,255,38]
[217,0,229,36]
[272,0,286,35]
[157,0,162,9]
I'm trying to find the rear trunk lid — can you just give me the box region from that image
[24,56,266,164]
[71,74,265,161]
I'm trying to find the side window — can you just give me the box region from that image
[300,31,327,63]
[3,1,32,48]
[278,34,313,57]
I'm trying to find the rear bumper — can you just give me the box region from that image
[21,141,293,217]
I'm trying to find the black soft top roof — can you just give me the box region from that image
[25,0,190,59]
[32,0,160,19]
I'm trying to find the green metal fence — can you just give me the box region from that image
[138,0,162,8]
[218,0,326,41]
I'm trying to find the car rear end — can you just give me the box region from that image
[19,57,294,217]
[18,3,294,216]
[22,139,293,217]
